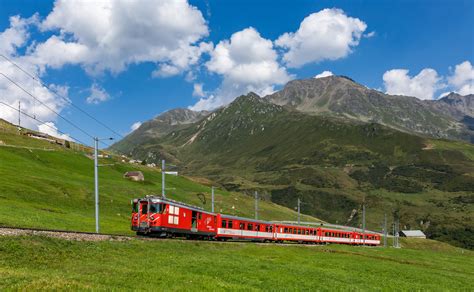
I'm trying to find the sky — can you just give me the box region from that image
[0,0,473,147]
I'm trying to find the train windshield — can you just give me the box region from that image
[149,203,165,214]
[132,202,139,213]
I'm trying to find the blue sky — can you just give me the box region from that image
[0,0,473,146]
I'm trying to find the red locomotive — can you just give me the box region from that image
[131,196,381,246]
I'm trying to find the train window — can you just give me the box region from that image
[293,229,297,234]
[222,220,227,228]
[149,203,163,214]
[132,202,138,213]
[256,225,260,231]
[141,204,148,214]
[198,213,202,220]
[239,223,244,230]
[228,221,233,228]
[284,228,288,233]
[297,229,301,235]
[269,226,273,232]
[247,224,253,231]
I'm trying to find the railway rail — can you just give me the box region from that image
[0,226,369,247]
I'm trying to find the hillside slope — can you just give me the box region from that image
[110,94,474,248]
[0,119,318,234]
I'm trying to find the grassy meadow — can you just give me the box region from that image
[0,235,472,290]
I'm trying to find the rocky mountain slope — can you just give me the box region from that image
[111,108,209,156]
[427,93,474,132]
[265,76,473,142]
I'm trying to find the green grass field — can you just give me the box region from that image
[0,121,318,235]
[0,236,472,290]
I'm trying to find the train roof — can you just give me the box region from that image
[219,214,272,225]
[140,195,215,215]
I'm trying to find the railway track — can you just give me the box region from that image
[0,226,331,246]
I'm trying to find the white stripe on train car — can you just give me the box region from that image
[217,228,273,239]
[320,236,351,243]
[275,233,318,241]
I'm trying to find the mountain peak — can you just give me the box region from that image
[154,108,209,125]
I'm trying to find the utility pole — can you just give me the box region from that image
[297,198,301,224]
[384,212,388,247]
[255,191,258,220]
[93,137,113,234]
[362,201,366,245]
[94,137,99,234]
[18,101,21,127]
[161,159,165,198]
[211,186,215,213]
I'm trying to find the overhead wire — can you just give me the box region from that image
[0,72,111,148]
[0,54,125,139]
[0,100,89,146]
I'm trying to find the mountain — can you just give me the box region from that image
[110,92,474,248]
[265,76,473,142]
[111,108,209,156]
[427,93,474,132]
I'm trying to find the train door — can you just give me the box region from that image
[191,211,198,232]
[139,200,149,229]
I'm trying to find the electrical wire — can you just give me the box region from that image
[0,100,88,146]
[0,54,125,139]
[0,73,115,148]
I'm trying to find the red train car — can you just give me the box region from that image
[216,214,273,241]
[131,196,381,246]
[132,196,216,239]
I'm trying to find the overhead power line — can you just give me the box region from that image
[0,100,88,146]
[0,54,124,139]
[0,72,111,148]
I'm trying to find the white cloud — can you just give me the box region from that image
[383,68,442,100]
[448,61,474,95]
[86,83,110,104]
[191,27,292,111]
[192,83,205,97]
[314,71,334,79]
[363,31,376,38]
[30,0,209,76]
[275,8,367,68]
[38,122,71,140]
[0,17,69,130]
[0,14,38,56]
[130,121,142,132]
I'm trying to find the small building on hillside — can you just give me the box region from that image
[399,230,426,239]
[123,171,144,182]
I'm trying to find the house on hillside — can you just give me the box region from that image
[123,171,144,182]
[399,230,426,239]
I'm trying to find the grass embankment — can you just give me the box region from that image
[0,123,317,234]
[0,236,472,290]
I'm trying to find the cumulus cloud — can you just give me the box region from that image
[275,8,367,68]
[30,0,209,76]
[190,27,292,110]
[383,68,442,100]
[192,83,205,97]
[314,71,334,79]
[0,16,69,130]
[86,83,110,104]
[0,14,38,56]
[130,121,142,132]
[37,122,71,140]
[383,61,474,100]
[448,61,474,96]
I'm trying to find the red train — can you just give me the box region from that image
[131,196,381,246]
